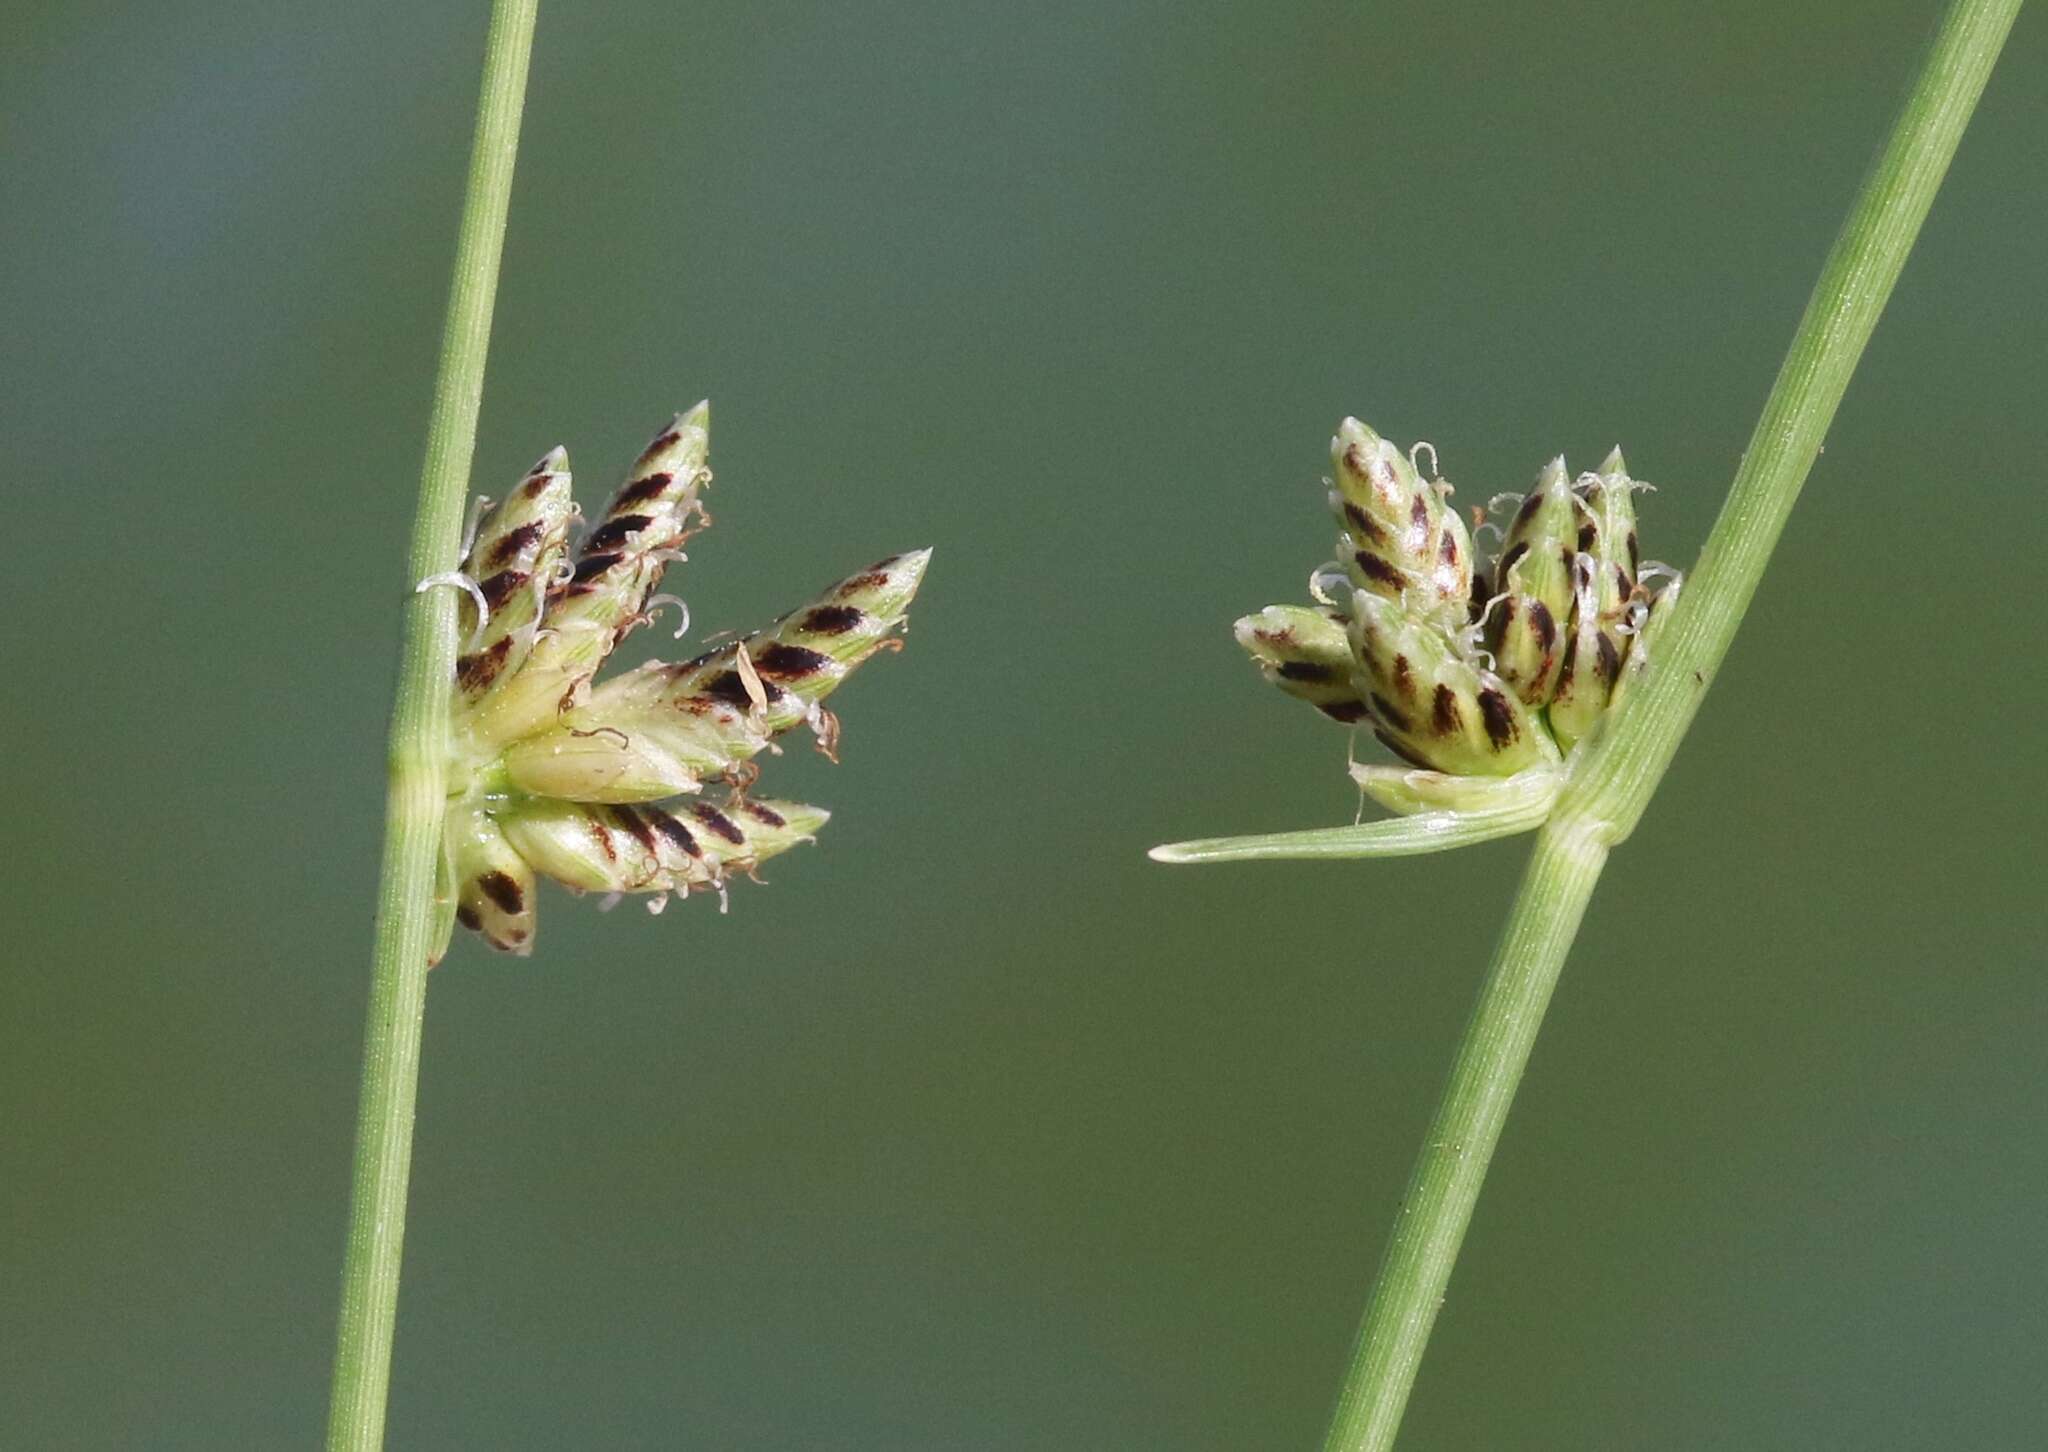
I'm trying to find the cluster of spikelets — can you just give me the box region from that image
[426,401,930,962]
[1236,419,1679,818]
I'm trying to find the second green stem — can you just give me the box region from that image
[1320,825,1606,1452]
[1318,1,2021,1447]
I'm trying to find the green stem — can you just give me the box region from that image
[326,4,540,1449]
[1324,822,1606,1451]
[1319,2,2021,1448]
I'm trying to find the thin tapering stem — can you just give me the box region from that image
[1318,2,2021,1448]
[1323,823,1606,1451]
[326,4,540,1449]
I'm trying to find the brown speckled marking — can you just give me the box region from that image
[1431,684,1462,737]
[1513,490,1544,529]
[697,668,787,710]
[690,803,746,845]
[838,570,891,595]
[1478,688,1518,749]
[741,801,788,829]
[1497,542,1528,584]
[582,514,655,555]
[1528,600,1558,653]
[1626,531,1640,574]
[477,568,527,610]
[1369,693,1412,736]
[572,551,624,583]
[1354,551,1403,590]
[1343,502,1389,548]
[585,811,618,863]
[612,472,676,510]
[1439,530,1460,567]
[754,643,832,680]
[610,806,660,856]
[1320,700,1369,723]
[800,604,867,636]
[1577,521,1598,552]
[477,870,525,914]
[644,807,703,857]
[639,430,683,461]
[1392,654,1417,701]
[1277,660,1336,683]
[485,522,543,570]
[1493,597,1519,647]
[1374,727,1435,770]
[456,904,482,930]
[1595,633,1621,684]
[456,636,513,692]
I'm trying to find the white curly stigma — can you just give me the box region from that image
[1308,562,1356,610]
[1636,562,1683,595]
[643,593,692,639]
[415,571,491,649]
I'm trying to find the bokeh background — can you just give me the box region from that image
[6,2,2045,1447]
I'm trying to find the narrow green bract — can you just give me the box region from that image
[429,403,931,960]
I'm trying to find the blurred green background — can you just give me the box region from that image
[5,2,2044,1446]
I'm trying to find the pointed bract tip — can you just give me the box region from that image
[533,445,570,474]
[886,547,934,593]
[1537,455,1569,490]
[1599,444,1627,477]
[681,399,711,431]
[1147,842,1190,863]
[1332,417,1382,455]
[765,800,831,837]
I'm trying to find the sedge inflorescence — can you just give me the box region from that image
[1237,419,1680,820]
[426,401,930,961]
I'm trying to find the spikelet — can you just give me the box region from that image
[452,450,575,702]
[1233,605,1369,725]
[462,404,713,752]
[499,551,930,802]
[1328,419,1472,628]
[446,803,538,955]
[498,796,829,902]
[1481,456,1578,707]
[425,400,931,964]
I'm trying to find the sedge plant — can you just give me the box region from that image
[1151,2,2022,1447]
[327,4,929,1448]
